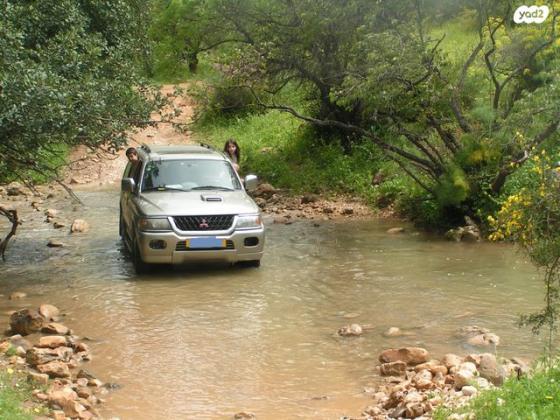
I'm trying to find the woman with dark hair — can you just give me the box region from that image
[223,139,241,172]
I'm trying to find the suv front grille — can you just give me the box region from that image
[173,215,234,231]
[175,240,234,251]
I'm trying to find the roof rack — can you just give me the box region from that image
[199,142,214,150]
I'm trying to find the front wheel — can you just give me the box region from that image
[238,260,261,268]
[132,240,151,274]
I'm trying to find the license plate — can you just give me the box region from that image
[187,237,225,249]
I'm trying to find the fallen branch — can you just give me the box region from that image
[0,205,20,261]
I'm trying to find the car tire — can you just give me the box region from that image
[240,260,261,268]
[132,240,151,274]
[119,207,124,238]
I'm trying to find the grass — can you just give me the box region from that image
[194,107,388,201]
[433,365,560,420]
[0,368,36,420]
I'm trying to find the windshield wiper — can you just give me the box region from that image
[191,186,234,191]
[142,186,190,192]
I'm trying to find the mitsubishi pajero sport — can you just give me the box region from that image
[119,144,264,273]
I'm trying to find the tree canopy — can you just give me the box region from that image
[0,0,165,185]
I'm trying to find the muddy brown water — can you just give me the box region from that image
[0,189,546,419]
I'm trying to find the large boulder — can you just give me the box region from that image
[478,353,506,386]
[379,347,429,366]
[10,309,44,335]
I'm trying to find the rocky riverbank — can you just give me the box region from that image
[1,301,112,419]
[336,324,530,420]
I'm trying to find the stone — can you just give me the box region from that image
[42,323,71,335]
[338,324,363,337]
[76,387,92,399]
[9,335,33,351]
[475,377,491,389]
[380,361,407,376]
[379,347,429,366]
[458,362,478,374]
[53,221,66,229]
[301,194,319,204]
[27,347,73,366]
[48,386,86,417]
[39,304,60,321]
[70,219,89,233]
[0,341,11,353]
[9,291,27,300]
[454,369,475,390]
[45,209,59,218]
[442,353,463,369]
[341,207,354,215]
[75,342,89,353]
[234,412,256,419]
[28,371,50,385]
[478,353,505,386]
[76,378,88,387]
[457,325,490,337]
[52,410,66,420]
[10,309,44,335]
[387,227,405,234]
[37,361,71,378]
[47,240,64,248]
[6,182,25,196]
[467,333,500,348]
[464,354,482,365]
[77,369,97,380]
[462,385,478,396]
[38,336,70,349]
[415,361,448,376]
[383,327,402,337]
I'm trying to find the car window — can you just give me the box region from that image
[141,159,241,191]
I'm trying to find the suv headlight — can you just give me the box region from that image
[138,217,172,231]
[236,214,262,230]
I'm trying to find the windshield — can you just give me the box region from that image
[140,159,242,192]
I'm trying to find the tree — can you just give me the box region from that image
[0,0,166,186]
[150,0,239,74]
[218,0,559,224]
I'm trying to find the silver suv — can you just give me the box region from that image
[120,144,264,273]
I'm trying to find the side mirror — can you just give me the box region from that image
[244,174,258,191]
[121,178,136,193]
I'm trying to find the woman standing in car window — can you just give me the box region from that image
[223,139,241,173]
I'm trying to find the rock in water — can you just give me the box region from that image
[9,309,44,335]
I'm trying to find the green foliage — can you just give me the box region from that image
[435,165,470,206]
[0,0,165,184]
[0,369,35,420]
[195,107,383,197]
[489,152,560,356]
[434,364,560,420]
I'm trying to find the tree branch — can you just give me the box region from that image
[0,206,20,261]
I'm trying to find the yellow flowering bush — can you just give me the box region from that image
[489,151,560,352]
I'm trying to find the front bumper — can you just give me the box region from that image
[137,228,265,264]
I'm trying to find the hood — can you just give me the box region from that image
[134,190,260,216]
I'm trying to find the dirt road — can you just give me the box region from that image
[64,84,194,187]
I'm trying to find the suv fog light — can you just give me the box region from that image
[244,237,259,247]
[149,240,167,250]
